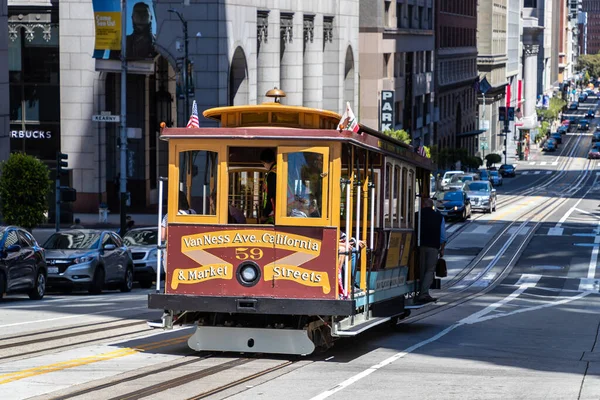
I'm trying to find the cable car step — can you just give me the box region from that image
[333,316,392,336]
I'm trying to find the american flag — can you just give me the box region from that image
[186,100,199,128]
[416,146,426,157]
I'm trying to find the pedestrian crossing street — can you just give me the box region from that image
[520,170,553,175]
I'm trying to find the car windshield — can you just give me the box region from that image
[450,175,465,183]
[490,171,499,176]
[442,192,463,201]
[44,232,101,250]
[123,229,158,246]
[466,182,489,192]
[463,176,474,181]
[501,164,512,169]
[445,172,460,180]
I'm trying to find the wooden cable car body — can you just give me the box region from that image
[148,97,434,355]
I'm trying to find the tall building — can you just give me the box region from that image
[559,0,571,83]
[359,0,435,146]
[476,0,508,156]
[6,0,359,213]
[433,0,478,154]
[582,0,599,53]
[0,0,8,163]
[578,11,588,55]
[505,0,523,166]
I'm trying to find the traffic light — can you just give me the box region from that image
[57,152,68,176]
[498,107,506,121]
[60,186,77,203]
[507,107,515,121]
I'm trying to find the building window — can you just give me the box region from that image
[524,0,537,7]
[408,5,414,28]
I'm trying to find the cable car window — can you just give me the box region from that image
[394,165,401,227]
[285,151,324,218]
[179,150,219,216]
[384,163,391,227]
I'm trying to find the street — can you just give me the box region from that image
[1,106,600,399]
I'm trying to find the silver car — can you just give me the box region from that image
[122,227,162,288]
[44,230,133,294]
[464,180,497,213]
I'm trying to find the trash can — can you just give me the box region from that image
[98,203,109,223]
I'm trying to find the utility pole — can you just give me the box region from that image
[169,9,189,124]
[119,0,128,235]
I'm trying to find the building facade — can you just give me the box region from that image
[477,0,508,156]
[0,0,8,163]
[5,0,359,213]
[359,0,435,146]
[582,0,599,54]
[434,0,478,154]
[505,0,523,166]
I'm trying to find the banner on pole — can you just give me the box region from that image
[92,0,157,61]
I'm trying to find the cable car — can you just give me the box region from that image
[148,90,434,355]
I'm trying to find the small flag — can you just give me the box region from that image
[337,102,360,133]
[186,100,199,128]
[479,76,492,94]
[416,146,426,157]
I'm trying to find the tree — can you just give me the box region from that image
[485,153,502,167]
[0,153,52,230]
[585,70,591,85]
[465,156,483,170]
[383,129,411,144]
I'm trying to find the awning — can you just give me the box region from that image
[456,129,486,138]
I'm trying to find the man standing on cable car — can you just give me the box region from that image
[415,197,446,304]
[260,149,277,223]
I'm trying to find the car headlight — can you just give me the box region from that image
[148,249,157,260]
[73,256,94,264]
[236,262,261,287]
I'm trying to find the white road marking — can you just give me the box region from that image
[546,171,552,175]
[0,306,148,329]
[588,246,599,279]
[534,171,540,175]
[507,226,530,235]
[579,278,600,291]
[471,225,492,234]
[522,171,530,175]
[529,162,536,165]
[548,227,564,236]
[540,162,547,166]
[552,162,558,166]
[310,275,591,400]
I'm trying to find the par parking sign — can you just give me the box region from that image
[380,90,395,132]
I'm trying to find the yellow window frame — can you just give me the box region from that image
[168,141,228,225]
[276,146,331,227]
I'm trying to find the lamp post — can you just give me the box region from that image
[119,0,128,235]
[169,9,189,125]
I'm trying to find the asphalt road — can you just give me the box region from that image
[2,109,600,399]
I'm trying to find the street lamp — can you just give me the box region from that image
[168,9,189,126]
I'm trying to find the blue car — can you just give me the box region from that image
[499,164,516,177]
[551,132,562,144]
[434,190,472,221]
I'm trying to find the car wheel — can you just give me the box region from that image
[139,279,153,289]
[493,201,497,212]
[120,266,133,292]
[461,209,467,222]
[89,267,105,294]
[28,270,46,300]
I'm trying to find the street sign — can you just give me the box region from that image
[92,115,120,122]
[481,120,490,131]
[480,136,488,142]
[481,142,489,150]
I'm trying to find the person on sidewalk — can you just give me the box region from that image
[70,218,84,229]
[415,197,446,304]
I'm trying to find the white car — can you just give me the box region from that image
[441,170,463,190]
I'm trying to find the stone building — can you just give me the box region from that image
[359,0,435,146]
[4,0,359,213]
[434,0,479,155]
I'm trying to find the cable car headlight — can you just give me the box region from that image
[236,262,261,287]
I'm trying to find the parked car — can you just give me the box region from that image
[569,102,578,110]
[557,125,568,135]
[592,132,600,142]
[44,230,133,294]
[489,170,503,187]
[551,132,562,144]
[434,190,471,221]
[587,109,596,119]
[499,164,516,177]
[464,181,497,213]
[579,94,587,103]
[0,226,47,300]
[579,119,590,131]
[441,170,464,190]
[544,138,557,152]
[122,227,162,288]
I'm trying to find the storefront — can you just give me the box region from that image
[8,7,60,164]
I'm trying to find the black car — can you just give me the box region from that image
[579,119,590,131]
[588,109,596,119]
[0,226,47,300]
[434,190,472,221]
[499,164,516,177]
